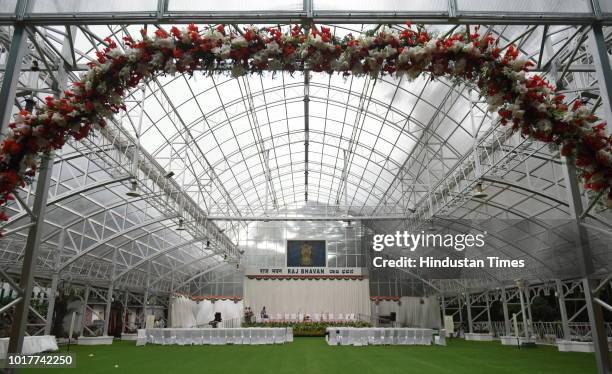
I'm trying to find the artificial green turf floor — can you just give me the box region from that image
[25,337,604,374]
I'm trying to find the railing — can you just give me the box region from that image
[469,321,612,343]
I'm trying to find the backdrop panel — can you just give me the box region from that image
[243,278,370,317]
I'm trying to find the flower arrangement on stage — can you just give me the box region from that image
[244,320,372,337]
[0,23,610,224]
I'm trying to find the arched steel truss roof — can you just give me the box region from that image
[0,17,609,295]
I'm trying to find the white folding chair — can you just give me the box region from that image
[370,329,383,345]
[383,329,394,345]
[252,329,265,345]
[435,329,447,346]
[414,329,423,345]
[327,328,339,345]
[297,313,304,322]
[313,313,321,322]
[275,313,282,322]
[406,329,415,345]
[284,313,290,322]
[397,329,408,345]
[211,329,224,345]
[337,313,344,322]
[290,313,297,322]
[286,328,293,342]
[329,313,335,322]
[321,313,328,322]
[201,329,212,344]
[136,329,146,346]
[163,329,176,345]
[265,329,275,344]
[273,328,285,344]
[340,329,351,345]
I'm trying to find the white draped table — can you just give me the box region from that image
[326,327,433,346]
[141,328,293,346]
[0,335,59,359]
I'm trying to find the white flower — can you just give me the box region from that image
[265,41,281,54]
[537,103,548,113]
[562,112,575,123]
[510,58,527,71]
[212,44,231,59]
[449,41,464,53]
[155,37,175,50]
[51,112,65,126]
[232,36,248,48]
[537,119,552,131]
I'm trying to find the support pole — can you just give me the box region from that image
[485,293,493,334]
[465,292,473,334]
[525,287,534,336]
[588,24,612,122]
[6,153,54,360]
[501,287,511,336]
[122,291,129,333]
[44,229,65,335]
[458,295,463,333]
[562,160,611,374]
[80,286,90,337]
[103,248,118,336]
[518,286,529,338]
[556,279,572,340]
[0,25,27,135]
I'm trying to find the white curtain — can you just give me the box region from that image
[399,296,441,328]
[171,298,244,328]
[244,279,370,317]
[170,296,197,328]
[195,300,215,326]
[370,297,441,328]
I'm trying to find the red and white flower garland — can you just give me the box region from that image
[0,24,610,224]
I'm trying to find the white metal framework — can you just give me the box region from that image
[0,0,610,372]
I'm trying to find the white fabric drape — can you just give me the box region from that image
[370,297,441,328]
[171,297,244,328]
[170,296,197,328]
[244,279,369,317]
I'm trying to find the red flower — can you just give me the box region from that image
[155,28,169,38]
[216,24,225,33]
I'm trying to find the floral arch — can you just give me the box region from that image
[0,23,610,221]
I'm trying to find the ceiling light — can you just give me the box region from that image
[176,218,186,231]
[472,182,488,199]
[427,220,436,232]
[126,180,141,197]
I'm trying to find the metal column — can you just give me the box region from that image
[556,279,572,340]
[518,286,529,338]
[465,293,473,334]
[79,286,90,337]
[501,287,511,336]
[587,24,612,122]
[485,293,493,333]
[0,25,27,135]
[103,247,119,336]
[562,160,611,374]
[6,153,54,360]
[44,229,65,335]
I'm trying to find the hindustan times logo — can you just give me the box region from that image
[372,231,486,252]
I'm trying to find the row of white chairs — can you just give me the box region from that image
[257,313,357,323]
[326,328,435,346]
[141,328,293,346]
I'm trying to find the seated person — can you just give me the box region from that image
[260,306,268,319]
